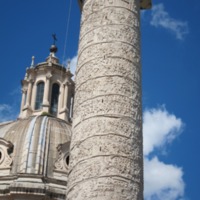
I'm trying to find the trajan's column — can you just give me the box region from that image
[67,0,151,199]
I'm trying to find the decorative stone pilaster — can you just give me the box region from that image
[22,78,34,118]
[69,93,74,119]
[42,72,52,112]
[67,0,143,199]
[59,82,70,121]
[63,82,69,111]
[59,84,65,111]
[25,79,34,107]
[22,89,27,108]
[19,88,27,116]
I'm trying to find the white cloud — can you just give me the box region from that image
[143,106,185,200]
[70,54,78,75]
[143,106,183,156]
[144,157,185,200]
[64,54,77,76]
[150,4,189,40]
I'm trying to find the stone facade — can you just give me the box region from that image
[66,0,151,199]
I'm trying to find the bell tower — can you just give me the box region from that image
[19,42,74,122]
[67,0,151,199]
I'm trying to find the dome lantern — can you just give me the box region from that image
[19,38,75,122]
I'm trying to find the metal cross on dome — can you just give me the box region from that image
[52,33,57,45]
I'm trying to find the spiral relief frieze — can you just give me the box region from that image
[67,0,143,199]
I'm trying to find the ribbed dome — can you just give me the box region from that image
[0,115,71,199]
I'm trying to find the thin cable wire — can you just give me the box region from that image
[62,0,73,67]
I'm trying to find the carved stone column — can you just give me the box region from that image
[59,82,69,121]
[43,72,52,110]
[20,89,27,112]
[63,82,69,111]
[25,80,33,108]
[67,0,143,199]
[58,83,65,112]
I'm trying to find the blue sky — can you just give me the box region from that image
[0,0,199,199]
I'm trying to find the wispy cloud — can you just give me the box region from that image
[0,86,22,122]
[9,86,21,96]
[143,106,185,200]
[0,104,18,122]
[150,4,189,40]
[0,104,11,113]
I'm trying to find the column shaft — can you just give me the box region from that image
[67,0,143,199]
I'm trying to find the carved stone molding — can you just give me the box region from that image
[0,138,13,170]
[46,72,52,79]
[54,142,70,173]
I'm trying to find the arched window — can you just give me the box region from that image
[35,82,44,110]
[50,83,60,116]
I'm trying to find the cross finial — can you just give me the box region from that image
[52,33,57,45]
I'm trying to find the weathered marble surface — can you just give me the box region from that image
[67,0,143,199]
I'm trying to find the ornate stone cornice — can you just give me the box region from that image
[78,0,152,10]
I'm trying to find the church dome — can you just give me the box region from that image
[0,37,75,200]
[0,115,71,199]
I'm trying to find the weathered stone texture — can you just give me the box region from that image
[67,0,143,199]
